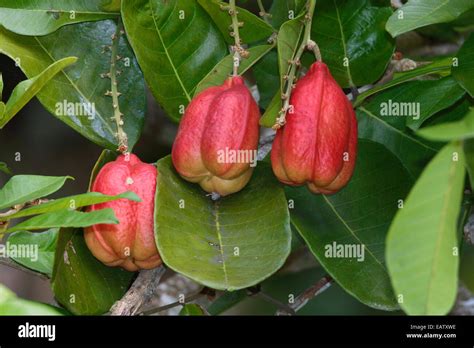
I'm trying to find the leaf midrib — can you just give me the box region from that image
[358,106,437,152]
[424,146,459,313]
[332,0,354,87]
[322,195,386,270]
[33,37,116,138]
[149,0,191,102]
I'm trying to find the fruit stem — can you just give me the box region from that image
[228,0,247,76]
[257,0,272,24]
[273,0,321,129]
[109,19,128,154]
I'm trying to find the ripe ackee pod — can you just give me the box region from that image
[172,76,260,196]
[84,154,161,271]
[271,62,358,194]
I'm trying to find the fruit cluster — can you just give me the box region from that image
[86,62,357,270]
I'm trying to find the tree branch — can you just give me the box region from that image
[109,266,166,316]
[276,275,333,315]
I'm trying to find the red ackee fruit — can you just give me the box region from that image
[171,76,260,196]
[271,62,358,194]
[84,154,161,271]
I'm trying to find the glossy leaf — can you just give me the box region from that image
[155,157,291,291]
[253,49,279,109]
[0,57,77,128]
[418,108,474,141]
[259,91,280,127]
[0,175,72,210]
[52,228,134,315]
[0,20,146,150]
[121,0,227,122]
[5,208,118,233]
[386,0,474,37]
[207,290,247,315]
[194,45,273,96]
[311,0,394,87]
[357,93,439,178]
[198,0,274,44]
[0,0,119,36]
[88,150,118,190]
[269,0,306,29]
[1,191,140,221]
[179,303,206,316]
[386,142,465,315]
[0,284,63,315]
[288,140,412,310]
[278,12,304,96]
[7,228,59,276]
[452,32,474,97]
[367,77,465,131]
[353,57,453,108]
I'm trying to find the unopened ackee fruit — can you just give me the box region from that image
[84,154,161,271]
[271,61,357,194]
[172,76,260,196]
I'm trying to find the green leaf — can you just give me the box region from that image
[386,0,474,37]
[417,108,474,141]
[463,139,474,188]
[0,175,72,211]
[0,284,63,315]
[7,228,59,276]
[5,208,118,233]
[269,0,306,29]
[288,140,412,310]
[0,161,12,175]
[121,0,227,122]
[311,0,394,87]
[51,228,134,315]
[353,57,454,108]
[386,142,465,315]
[0,20,146,150]
[0,57,77,128]
[0,0,119,36]
[278,12,304,96]
[154,157,291,291]
[207,289,247,315]
[1,191,140,221]
[369,76,465,131]
[198,0,274,44]
[179,303,206,316]
[259,91,280,127]
[194,44,274,96]
[452,33,474,97]
[357,95,439,178]
[253,49,279,109]
[464,138,474,188]
[88,150,118,190]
